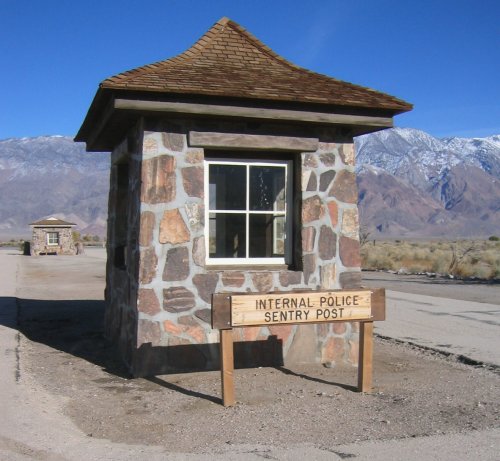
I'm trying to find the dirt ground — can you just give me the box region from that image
[13,250,500,454]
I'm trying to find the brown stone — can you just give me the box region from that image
[251,272,274,292]
[351,321,360,333]
[302,153,318,168]
[319,152,336,166]
[141,155,176,204]
[327,200,339,227]
[243,327,261,342]
[168,336,191,347]
[137,288,161,316]
[139,211,155,247]
[181,166,204,198]
[137,319,161,346]
[348,339,359,366]
[143,136,158,154]
[159,209,190,244]
[163,286,196,312]
[328,170,358,204]
[193,273,219,303]
[321,337,345,366]
[306,171,317,191]
[192,236,205,267]
[178,315,198,327]
[279,271,302,287]
[339,237,361,268]
[269,325,293,343]
[318,226,337,261]
[319,170,336,191]
[302,195,324,223]
[302,226,316,252]
[339,271,362,288]
[139,247,158,284]
[163,247,190,281]
[221,272,245,287]
[317,323,330,338]
[162,132,185,152]
[186,325,205,343]
[303,254,316,284]
[320,263,336,289]
[194,308,211,324]
[185,149,204,164]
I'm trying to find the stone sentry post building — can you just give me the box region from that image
[76,18,411,377]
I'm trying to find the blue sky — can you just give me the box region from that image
[1,0,499,141]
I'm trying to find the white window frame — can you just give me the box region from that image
[204,158,293,266]
[46,232,59,246]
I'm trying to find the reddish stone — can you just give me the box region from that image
[137,288,160,315]
[328,170,358,204]
[137,319,161,346]
[321,337,345,365]
[243,327,261,341]
[319,170,336,192]
[162,132,185,152]
[163,320,183,335]
[192,236,205,267]
[221,272,245,287]
[181,166,204,198]
[327,201,339,227]
[319,152,336,166]
[251,273,274,292]
[303,254,316,284]
[269,325,293,344]
[306,171,317,191]
[139,247,157,284]
[333,322,346,335]
[193,273,219,303]
[168,336,191,346]
[279,271,302,287]
[317,323,330,338]
[302,195,324,223]
[302,226,316,253]
[339,237,361,268]
[303,153,318,168]
[163,247,190,281]
[159,209,190,244]
[141,155,176,204]
[139,211,155,247]
[194,308,211,324]
[318,226,337,261]
[339,271,362,288]
[186,325,205,343]
[163,286,195,312]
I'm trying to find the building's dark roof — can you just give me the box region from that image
[99,17,411,113]
[30,217,76,227]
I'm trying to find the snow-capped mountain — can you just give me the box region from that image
[355,128,500,238]
[0,136,109,238]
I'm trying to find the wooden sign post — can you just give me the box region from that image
[212,288,385,406]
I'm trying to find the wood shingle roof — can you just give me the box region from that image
[99,17,411,113]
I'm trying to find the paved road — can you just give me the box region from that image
[0,249,498,460]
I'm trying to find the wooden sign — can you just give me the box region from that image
[212,288,385,329]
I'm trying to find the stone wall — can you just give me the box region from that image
[105,119,362,377]
[30,227,76,255]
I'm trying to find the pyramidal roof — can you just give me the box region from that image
[100,17,411,112]
[30,217,76,226]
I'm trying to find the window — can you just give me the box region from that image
[47,232,59,246]
[205,158,292,265]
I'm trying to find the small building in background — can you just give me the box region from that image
[30,217,77,255]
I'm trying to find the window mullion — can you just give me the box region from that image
[246,164,250,258]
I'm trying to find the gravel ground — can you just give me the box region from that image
[13,250,500,454]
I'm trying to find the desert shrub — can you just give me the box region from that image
[488,235,499,241]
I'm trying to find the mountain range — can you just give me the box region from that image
[0,128,499,240]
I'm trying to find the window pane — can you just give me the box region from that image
[249,166,286,211]
[209,213,246,258]
[249,214,285,257]
[209,164,246,210]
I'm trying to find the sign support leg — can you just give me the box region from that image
[220,328,235,406]
[358,321,373,393]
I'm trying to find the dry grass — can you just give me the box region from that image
[361,239,500,280]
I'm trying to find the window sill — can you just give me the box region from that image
[206,264,290,272]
